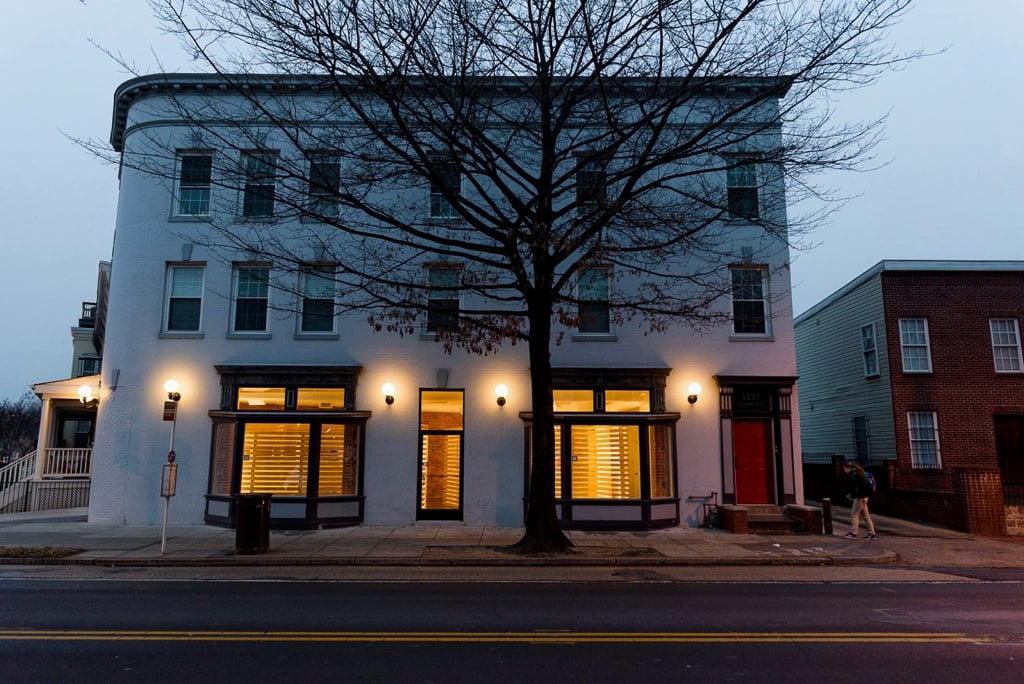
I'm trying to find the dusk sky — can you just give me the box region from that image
[1,1,1020,400]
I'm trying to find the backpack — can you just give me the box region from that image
[863,471,877,494]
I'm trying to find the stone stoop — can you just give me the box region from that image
[718,504,820,535]
[746,505,802,534]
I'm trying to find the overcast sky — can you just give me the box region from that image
[1,2,1021,400]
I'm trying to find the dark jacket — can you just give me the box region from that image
[845,470,871,499]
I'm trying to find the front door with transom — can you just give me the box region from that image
[733,418,775,504]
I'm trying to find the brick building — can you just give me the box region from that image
[795,261,1024,535]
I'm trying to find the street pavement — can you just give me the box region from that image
[1,507,1023,570]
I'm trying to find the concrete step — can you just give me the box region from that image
[747,506,803,534]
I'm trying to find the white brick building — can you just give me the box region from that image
[89,74,802,530]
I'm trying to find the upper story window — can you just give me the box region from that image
[426,265,460,332]
[726,159,759,220]
[164,264,205,332]
[300,267,337,333]
[908,411,941,469]
[429,158,461,219]
[175,153,212,216]
[77,356,101,377]
[242,151,277,218]
[731,267,769,335]
[577,267,611,334]
[232,265,270,333]
[307,152,340,217]
[990,319,1023,373]
[899,318,932,373]
[575,156,607,215]
[861,323,879,377]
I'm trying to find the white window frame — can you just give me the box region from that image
[990,319,1023,373]
[307,152,341,217]
[175,152,213,216]
[899,318,932,373]
[299,267,337,334]
[425,265,461,332]
[77,355,101,378]
[726,159,760,220]
[164,265,205,333]
[907,411,941,469]
[241,150,278,218]
[861,323,879,377]
[231,264,271,333]
[852,416,870,463]
[730,266,770,335]
[428,159,461,219]
[577,266,611,334]
[575,156,608,215]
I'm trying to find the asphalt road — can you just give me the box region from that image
[1,577,1022,682]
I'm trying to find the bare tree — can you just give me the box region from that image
[0,393,41,465]
[95,0,914,550]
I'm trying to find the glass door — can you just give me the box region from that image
[417,390,464,520]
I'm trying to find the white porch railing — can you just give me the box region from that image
[0,451,38,513]
[0,451,37,489]
[42,448,92,478]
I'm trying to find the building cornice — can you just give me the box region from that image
[110,72,792,151]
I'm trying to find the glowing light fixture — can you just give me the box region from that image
[687,381,703,405]
[78,384,98,407]
[495,383,509,407]
[382,382,396,406]
[164,379,181,402]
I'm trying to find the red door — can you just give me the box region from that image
[733,419,774,504]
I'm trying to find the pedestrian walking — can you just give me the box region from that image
[842,462,877,540]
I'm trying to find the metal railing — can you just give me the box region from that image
[42,448,92,478]
[0,480,90,514]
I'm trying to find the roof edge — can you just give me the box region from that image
[795,259,1024,323]
[109,72,792,151]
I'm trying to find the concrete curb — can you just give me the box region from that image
[0,549,900,568]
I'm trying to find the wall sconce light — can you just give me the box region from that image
[687,381,703,405]
[495,383,509,407]
[164,379,182,402]
[78,384,99,408]
[382,382,396,406]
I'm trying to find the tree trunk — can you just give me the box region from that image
[512,307,574,553]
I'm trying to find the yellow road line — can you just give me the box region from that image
[0,630,991,644]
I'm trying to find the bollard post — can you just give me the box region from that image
[822,497,833,535]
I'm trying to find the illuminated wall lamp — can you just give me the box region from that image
[78,384,99,408]
[495,383,509,407]
[164,379,182,402]
[382,382,396,406]
[687,381,703,405]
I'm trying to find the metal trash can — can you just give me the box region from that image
[234,493,272,553]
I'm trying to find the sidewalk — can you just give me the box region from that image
[1,508,1022,568]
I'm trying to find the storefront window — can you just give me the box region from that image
[540,386,675,501]
[240,423,310,495]
[237,387,286,410]
[570,425,641,499]
[297,388,346,411]
[318,424,359,496]
[606,390,650,412]
[553,390,594,412]
[648,424,674,498]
